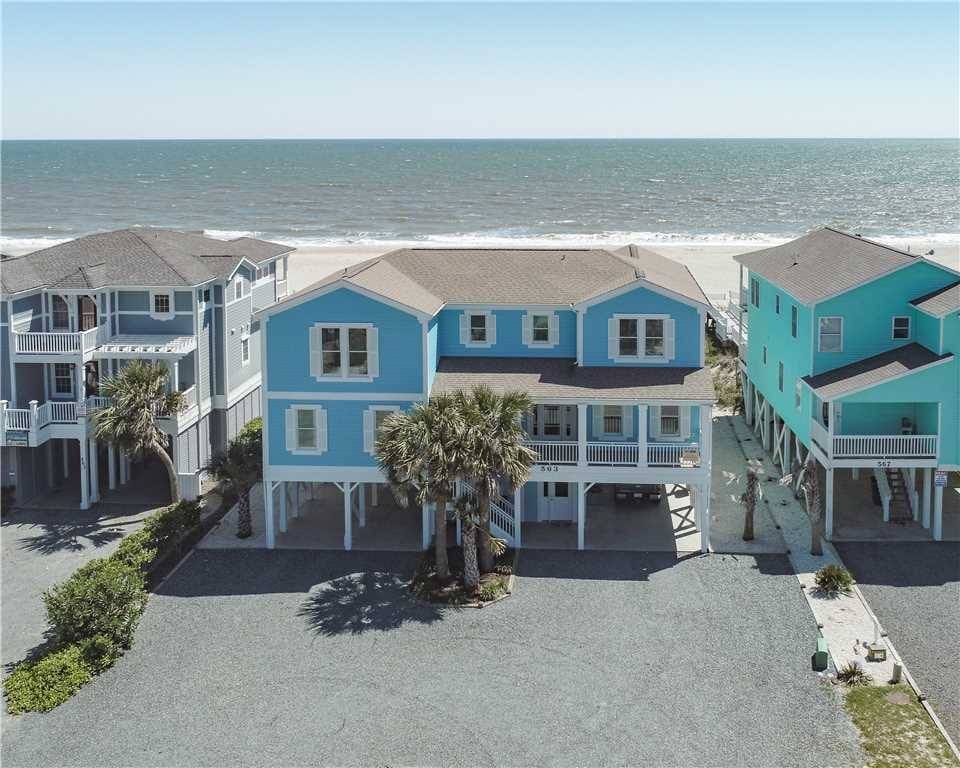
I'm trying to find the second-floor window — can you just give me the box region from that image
[363,405,402,453]
[892,316,910,340]
[603,405,622,435]
[153,294,170,315]
[459,311,496,347]
[791,305,798,338]
[659,405,680,437]
[234,280,243,301]
[309,323,379,380]
[523,311,558,348]
[778,361,784,392]
[240,330,250,366]
[775,295,781,315]
[795,379,802,410]
[52,295,70,330]
[285,405,328,454]
[54,363,73,396]
[750,277,760,308]
[609,315,674,361]
[818,316,843,352]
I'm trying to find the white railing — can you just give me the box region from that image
[38,401,79,426]
[14,331,81,354]
[832,434,938,459]
[179,384,198,411]
[4,408,32,430]
[276,279,288,298]
[82,396,111,415]
[586,442,640,466]
[251,277,277,310]
[523,440,579,465]
[454,480,516,543]
[647,442,700,467]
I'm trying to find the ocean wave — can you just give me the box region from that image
[0,236,73,255]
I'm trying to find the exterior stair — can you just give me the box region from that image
[885,469,913,522]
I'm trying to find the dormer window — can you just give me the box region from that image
[309,323,379,381]
[608,314,675,362]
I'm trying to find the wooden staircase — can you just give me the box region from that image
[885,469,913,522]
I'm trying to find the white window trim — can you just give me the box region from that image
[610,313,673,363]
[651,404,690,442]
[363,405,402,454]
[460,311,496,348]
[523,310,559,348]
[149,290,175,321]
[818,316,844,353]
[310,322,377,383]
[240,327,251,367]
[52,363,75,399]
[286,405,328,455]
[599,404,626,439]
[891,316,911,340]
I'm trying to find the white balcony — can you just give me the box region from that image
[0,396,110,446]
[523,439,701,469]
[810,419,939,464]
[13,325,108,358]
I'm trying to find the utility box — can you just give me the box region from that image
[812,637,829,671]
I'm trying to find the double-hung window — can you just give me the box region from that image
[750,277,760,308]
[660,406,680,437]
[523,311,558,347]
[54,363,74,396]
[310,323,378,381]
[285,406,328,454]
[240,328,251,366]
[151,291,174,320]
[603,405,622,435]
[541,405,561,437]
[818,316,843,352]
[618,318,639,357]
[51,295,70,330]
[234,280,243,301]
[470,314,487,343]
[610,314,674,361]
[892,316,910,340]
[459,311,496,347]
[363,405,401,453]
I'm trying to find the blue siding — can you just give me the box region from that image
[265,286,424,394]
[426,316,439,394]
[174,291,193,312]
[581,285,701,367]
[267,398,415,467]
[436,308,577,358]
[117,291,149,311]
[118,313,194,335]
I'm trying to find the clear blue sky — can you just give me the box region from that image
[3,2,958,139]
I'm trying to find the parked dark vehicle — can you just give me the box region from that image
[614,484,663,503]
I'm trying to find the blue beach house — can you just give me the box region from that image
[735,228,959,541]
[256,246,716,552]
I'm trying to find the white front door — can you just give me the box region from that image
[539,481,574,522]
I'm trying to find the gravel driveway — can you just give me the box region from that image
[836,541,960,743]
[2,549,862,767]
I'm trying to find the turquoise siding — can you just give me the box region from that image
[436,308,577,358]
[914,309,941,353]
[426,316,439,394]
[581,284,701,367]
[265,286,424,394]
[267,398,415,467]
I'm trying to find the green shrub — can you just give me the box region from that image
[477,582,503,602]
[77,633,121,673]
[837,662,873,687]
[238,416,263,443]
[4,645,92,714]
[43,557,147,649]
[112,528,157,571]
[815,564,854,595]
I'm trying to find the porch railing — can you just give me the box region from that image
[586,442,640,466]
[523,440,579,465]
[647,442,700,467]
[13,325,108,355]
[3,408,32,431]
[832,434,939,459]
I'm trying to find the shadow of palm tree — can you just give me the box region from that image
[17,521,128,555]
[297,570,446,636]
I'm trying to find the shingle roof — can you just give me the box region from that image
[802,343,953,400]
[285,245,709,315]
[733,227,923,305]
[911,281,960,317]
[432,357,715,401]
[0,228,292,294]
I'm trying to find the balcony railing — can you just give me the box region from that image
[524,441,579,465]
[14,325,108,355]
[523,440,701,468]
[586,442,639,466]
[647,442,701,467]
[832,434,938,459]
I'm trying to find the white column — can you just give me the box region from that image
[783,426,792,473]
[514,486,523,548]
[343,482,353,550]
[75,363,84,403]
[577,404,587,467]
[825,467,835,540]
[358,483,366,527]
[278,481,287,533]
[638,404,648,467]
[577,481,586,550]
[932,479,944,541]
[922,468,932,529]
[108,444,117,490]
[421,502,431,550]
[78,439,90,510]
[88,438,99,503]
[264,479,275,548]
[170,359,179,392]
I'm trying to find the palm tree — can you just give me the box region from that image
[453,495,481,592]
[801,458,824,556]
[455,385,536,573]
[741,468,758,541]
[206,418,263,538]
[375,394,465,580]
[94,360,184,503]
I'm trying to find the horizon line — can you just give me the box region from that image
[3,136,958,142]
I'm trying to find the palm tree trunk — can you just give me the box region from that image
[433,492,450,579]
[743,508,754,541]
[477,487,494,573]
[154,446,180,503]
[462,523,480,591]
[236,491,252,538]
[810,514,824,556]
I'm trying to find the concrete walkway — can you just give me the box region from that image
[725,415,896,682]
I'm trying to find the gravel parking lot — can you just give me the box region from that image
[836,541,960,744]
[2,549,862,767]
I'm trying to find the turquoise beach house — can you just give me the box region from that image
[735,228,959,541]
[256,246,716,553]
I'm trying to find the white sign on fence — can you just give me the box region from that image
[935,471,948,488]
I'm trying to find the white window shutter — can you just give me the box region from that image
[522,313,531,346]
[680,406,691,439]
[607,318,618,359]
[285,408,296,450]
[459,313,469,345]
[317,408,328,453]
[651,406,662,438]
[622,405,634,438]
[367,327,379,378]
[549,313,560,346]
[592,405,603,436]
[363,408,375,453]
[488,313,497,345]
[309,326,323,378]
[665,318,676,360]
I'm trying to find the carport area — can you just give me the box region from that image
[521,482,702,552]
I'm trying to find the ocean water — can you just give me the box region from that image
[1,139,957,253]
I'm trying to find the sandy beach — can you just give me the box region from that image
[286,239,959,298]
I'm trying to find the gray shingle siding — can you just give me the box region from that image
[214,306,225,396]
[198,308,213,403]
[176,413,213,475]
[223,387,261,444]
[15,363,45,407]
[225,293,255,395]
[118,313,194,335]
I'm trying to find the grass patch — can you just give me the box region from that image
[844,684,959,768]
[412,544,514,605]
